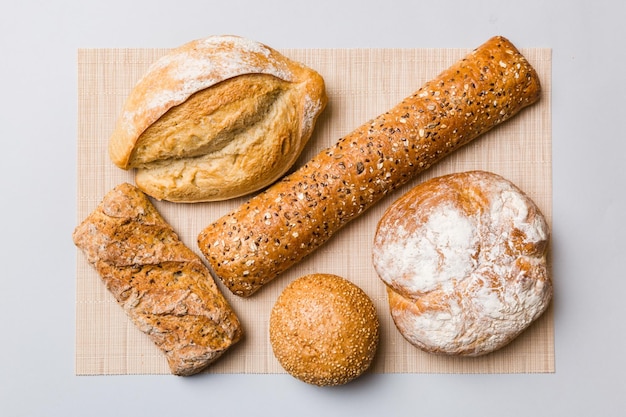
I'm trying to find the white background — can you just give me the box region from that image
[2,0,625,415]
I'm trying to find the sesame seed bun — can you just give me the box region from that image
[269,274,379,386]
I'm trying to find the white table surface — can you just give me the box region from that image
[2,0,624,415]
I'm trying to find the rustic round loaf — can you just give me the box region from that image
[108,35,327,202]
[269,274,379,386]
[372,170,552,356]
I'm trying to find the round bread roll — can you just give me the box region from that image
[269,274,379,386]
[372,171,552,356]
[108,35,327,202]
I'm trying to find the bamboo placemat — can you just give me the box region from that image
[76,45,553,375]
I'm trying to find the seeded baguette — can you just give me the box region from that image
[73,183,242,375]
[198,36,542,297]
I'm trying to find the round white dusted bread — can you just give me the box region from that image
[372,170,552,356]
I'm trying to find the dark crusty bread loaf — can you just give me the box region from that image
[269,273,379,386]
[72,183,242,375]
[198,36,542,297]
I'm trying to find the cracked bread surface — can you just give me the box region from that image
[72,183,242,375]
[373,171,551,356]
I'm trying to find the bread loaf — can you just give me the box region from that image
[269,274,379,386]
[72,183,242,375]
[198,36,541,297]
[108,35,327,202]
[372,171,551,355]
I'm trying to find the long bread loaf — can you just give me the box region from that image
[198,36,542,297]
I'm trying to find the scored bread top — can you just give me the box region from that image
[108,35,326,172]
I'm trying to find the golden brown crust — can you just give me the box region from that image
[373,171,551,356]
[108,35,327,202]
[269,274,379,386]
[198,35,541,297]
[72,183,242,375]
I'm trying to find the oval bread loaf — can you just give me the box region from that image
[373,171,552,356]
[108,35,327,202]
[269,274,379,386]
[198,36,542,297]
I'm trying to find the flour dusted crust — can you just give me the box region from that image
[269,274,379,386]
[198,36,542,297]
[108,35,327,202]
[72,183,242,375]
[372,171,551,356]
